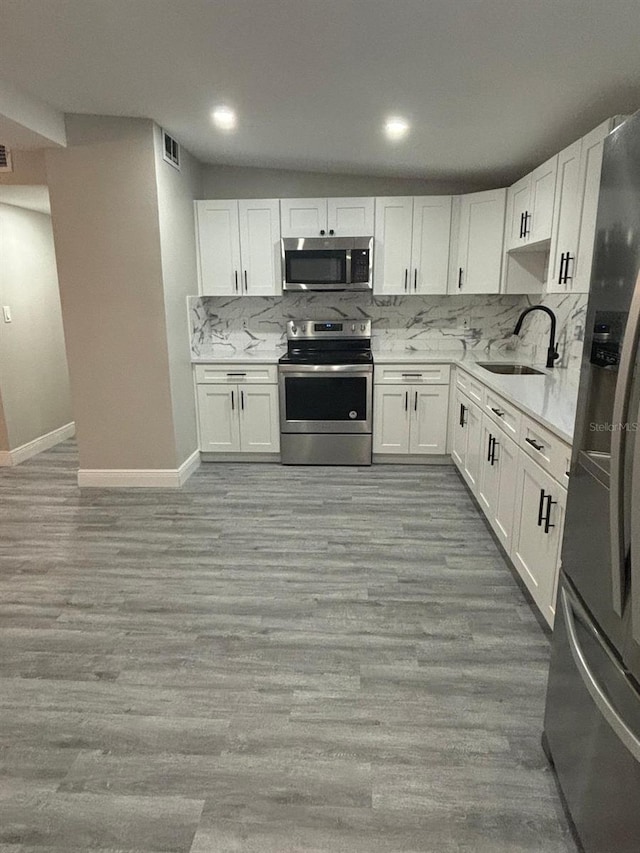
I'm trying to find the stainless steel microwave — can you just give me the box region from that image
[281,236,373,292]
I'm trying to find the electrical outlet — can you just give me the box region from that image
[2,306,11,323]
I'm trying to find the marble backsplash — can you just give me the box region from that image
[189,291,588,368]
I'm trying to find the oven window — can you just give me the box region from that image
[285,250,347,284]
[285,376,367,421]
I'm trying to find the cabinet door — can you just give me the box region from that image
[279,198,327,237]
[372,385,410,454]
[572,119,613,293]
[477,417,500,515]
[195,200,241,296]
[451,387,468,469]
[462,399,482,493]
[239,384,280,453]
[238,200,281,296]
[527,154,557,244]
[410,196,452,295]
[505,176,531,251]
[409,385,449,454]
[547,141,582,293]
[373,197,414,295]
[492,431,519,552]
[327,197,374,237]
[454,189,506,294]
[511,452,566,627]
[197,384,241,452]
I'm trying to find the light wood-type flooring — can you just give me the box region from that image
[0,441,578,852]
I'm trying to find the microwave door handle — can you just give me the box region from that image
[611,269,640,616]
[345,248,352,285]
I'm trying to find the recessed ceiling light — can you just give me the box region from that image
[212,106,237,131]
[384,116,410,141]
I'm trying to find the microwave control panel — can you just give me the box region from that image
[351,249,371,283]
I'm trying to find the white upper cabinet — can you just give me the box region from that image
[237,200,282,296]
[374,197,414,294]
[571,117,625,293]
[327,197,374,236]
[280,197,373,237]
[195,200,242,296]
[546,140,582,293]
[452,188,506,294]
[196,199,281,296]
[505,154,558,251]
[374,196,452,295]
[279,198,326,237]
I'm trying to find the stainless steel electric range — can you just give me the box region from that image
[278,320,373,465]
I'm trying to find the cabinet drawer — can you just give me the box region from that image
[484,390,522,442]
[375,364,450,385]
[520,414,571,485]
[455,369,484,404]
[194,363,278,384]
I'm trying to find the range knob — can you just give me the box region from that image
[351,324,356,332]
[291,325,298,335]
[360,324,366,332]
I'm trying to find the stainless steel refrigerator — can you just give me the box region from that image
[544,111,640,852]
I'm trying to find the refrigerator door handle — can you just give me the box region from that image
[561,585,640,763]
[631,393,640,646]
[610,269,640,615]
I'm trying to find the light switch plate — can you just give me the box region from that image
[2,306,11,323]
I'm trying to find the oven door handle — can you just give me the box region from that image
[278,364,372,375]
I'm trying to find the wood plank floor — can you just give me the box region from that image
[0,442,578,852]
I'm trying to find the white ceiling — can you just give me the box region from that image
[1,0,640,185]
[0,185,50,214]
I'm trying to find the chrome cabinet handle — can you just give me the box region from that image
[525,437,544,452]
[491,407,505,418]
[561,586,640,763]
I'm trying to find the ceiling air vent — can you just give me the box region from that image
[0,145,12,172]
[162,131,180,171]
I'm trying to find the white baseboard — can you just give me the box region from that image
[0,422,75,467]
[78,449,201,488]
[373,454,453,465]
[178,449,201,485]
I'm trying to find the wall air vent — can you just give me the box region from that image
[0,145,12,172]
[162,131,180,171]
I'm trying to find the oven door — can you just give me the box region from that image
[279,364,372,434]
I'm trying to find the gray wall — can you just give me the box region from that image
[152,123,200,465]
[0,389,9,452]
[0,149,47,185]
[45,116,179,470]
[0,202,72,449]
[200,163,487,199]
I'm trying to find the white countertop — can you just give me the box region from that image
[192,347,579,444]
[191,349,283,364]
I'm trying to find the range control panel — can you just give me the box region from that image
[287,319,371,340]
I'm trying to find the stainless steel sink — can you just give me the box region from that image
[477,363,545,375]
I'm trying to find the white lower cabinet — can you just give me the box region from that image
[510,451,566,627]
[373,384,448,456]
[197,381,279,454]
[451,368,569,627]
[477,415,519,552]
